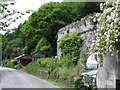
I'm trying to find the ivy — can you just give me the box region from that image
[59,34,83,65]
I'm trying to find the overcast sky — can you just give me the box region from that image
[1,0,63,34]
[13,0,63,11]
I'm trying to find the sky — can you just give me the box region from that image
[1,0,63,34]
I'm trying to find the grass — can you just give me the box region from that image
[20,67,72,88]
[20,58,85,89]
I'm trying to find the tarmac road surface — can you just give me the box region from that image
[0,67,59,89]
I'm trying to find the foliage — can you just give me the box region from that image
[35,37,50,51]
[25,59,41,75]
[59,34,83,65]
[0,1,32,31]
[4,60,18,68]
[1,1,33,59]
[13,64,22,69]
[24,57,83,88]
[2,27,24,58]
[4,59,23,69]
[2,1,101,59]
[91,1,120,64]
[20,2,101,56]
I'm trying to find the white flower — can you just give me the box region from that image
[103,9,107,13]
[95,13,100,17]
[95,33,98,36]
[111,13,115,19]
[108,29,112,34]
[106,37,110,42]
[114,18,118,23]
[107,24,110,28]
[96,29,99,32]
[97,18,100,22]
[99,33,102,37]
[109,49,112,52]
[116,13,119,17]
[107,15,112,20]
[101,26,104,30]
[108,8,113,12]
[92,40,95,43]
[104,32,107,35]
[116,39,118,42]
[96,43,99,46]
[91,43,95,49]
[100,3,103,10]
[97,38,100,42]
[96,24,99,28]
[111,54,114,56]
[100,3,103,8]
[93,18,96,22]
[105,1,109,5]
[116,30,118,33]
[113,10,116,14]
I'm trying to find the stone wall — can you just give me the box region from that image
[57,11,120,89]
[97,42,120,89]
[57,15,97,59]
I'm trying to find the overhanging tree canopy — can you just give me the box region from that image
[20,2,101,56]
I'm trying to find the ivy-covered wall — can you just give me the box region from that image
[57,15,97,63]
[57,1,120,88]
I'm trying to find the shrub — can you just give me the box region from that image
[24,57,83,88]
[4,60,18,68]
[59,34,83,65]
[25,59,40,75]
[35,37,50,51]
[14,64,22,69]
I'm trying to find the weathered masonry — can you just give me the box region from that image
[57,15,97,59]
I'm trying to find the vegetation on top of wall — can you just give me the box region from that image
[59,34,83,65]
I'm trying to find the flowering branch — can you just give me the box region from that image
[91,1,120,64]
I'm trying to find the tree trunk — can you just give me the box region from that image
[46,35,57,56]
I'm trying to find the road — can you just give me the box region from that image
[0,67,59,89]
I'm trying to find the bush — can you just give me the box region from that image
[14,64,22,69]
[59,34,83,65]
[24,57,83,88]
[25,59,40,75]
[4,60,18,68]
[35,37,50,51]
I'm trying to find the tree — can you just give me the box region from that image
[0,2,23,31]
[1,1,33,60]
[20,2,101,56]
[2,23,25,59]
